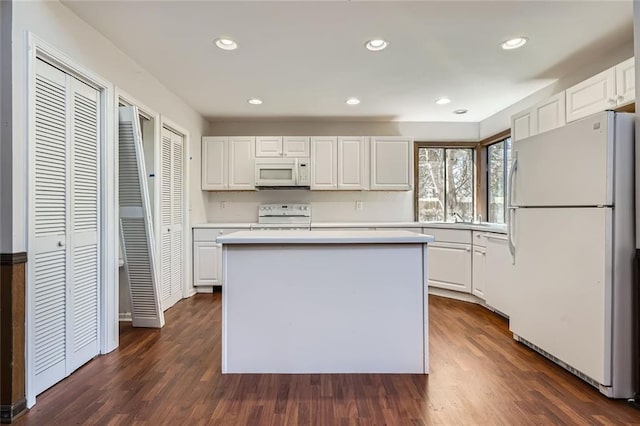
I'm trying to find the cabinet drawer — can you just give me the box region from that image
[422,228,471,244]
[193,228,245,242]
[472,231,487,248]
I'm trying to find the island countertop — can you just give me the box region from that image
[217,229,436,245]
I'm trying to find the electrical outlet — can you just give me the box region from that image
[220,201,226,209]
[355,201,363,211]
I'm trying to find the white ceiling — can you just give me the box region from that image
[62,0,633,123]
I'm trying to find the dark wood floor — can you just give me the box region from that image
[15,293,640,425]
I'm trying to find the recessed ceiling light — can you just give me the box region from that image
[365,39,388,51]
[453,109,468,115]
[247,98,263,105]
[501,37,528,50]
[435,97,451,105]
[215,38,238,50]
[345,97,361,105]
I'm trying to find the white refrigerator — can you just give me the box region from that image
[507,110,635,398]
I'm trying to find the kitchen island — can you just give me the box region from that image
[217,229,435,374]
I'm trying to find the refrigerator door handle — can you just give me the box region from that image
[507,153,518,263]
[508,207,516,264]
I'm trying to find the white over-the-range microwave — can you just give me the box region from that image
[255,158,310,189]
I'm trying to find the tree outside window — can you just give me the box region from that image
[417,147,474,222]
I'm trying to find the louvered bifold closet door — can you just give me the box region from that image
[159,127,184,311]
[160,129,174,309]
[118,106,164,328]
[33,59,69,395]
[68,77,100,371]
[170,131,184,299]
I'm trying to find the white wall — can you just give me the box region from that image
[634,1,639,250]
[480,40,635,139]
[10,0,210,252]
[206,191,414,223]
[0,0,12,253]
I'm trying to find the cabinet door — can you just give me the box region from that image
[338,136,368,190]
[484,234,514,316]
[535,92,566,135]
[284,136,310,158]
[615,57,635,106]
[202,137,228,190]
[193,241,220,286]
[511,108,535,142]
[472,247,486,299]
[256,136,283,157]
[228,137,255,190]
[369,137,412,190]
[565,67,616,123]
[310,136,338,190]
[427,242,472,292]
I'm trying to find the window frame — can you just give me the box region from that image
[477,129,511,223]
[414,141,478,222]
[485,136,511,224]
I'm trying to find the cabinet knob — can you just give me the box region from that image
[617,95,625,104]
[57,240,65,247]
[608,98,617,106]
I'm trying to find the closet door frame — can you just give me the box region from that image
[160,117,191,301]
[26,34,117,408]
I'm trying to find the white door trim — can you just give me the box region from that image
[26,32,116,408]
[160,117,193,299]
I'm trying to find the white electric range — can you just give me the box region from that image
[251,203,311,230]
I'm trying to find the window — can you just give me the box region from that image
[417,147,475,222]
[487,137,512,223]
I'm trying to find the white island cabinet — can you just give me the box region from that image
[218,230,434,374]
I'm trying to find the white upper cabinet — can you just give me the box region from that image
[256,136,310,157]
[202,136,255,190]
[338,136,368,190]
[284,136,310,158]
[256,136,283,157]
[615,57,635,106]
[566,57,634,123]
[228,137,256,190]
[369,137,413,190]
[565,67,616,123]
[511,109,535,142]
[511,92,565,142]
[202,137,228,190]
[310,136,338,190]
[535,92,566,135]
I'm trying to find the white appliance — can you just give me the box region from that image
[251,203,312,230]
[507,111,635,398]
[255,158,310,189]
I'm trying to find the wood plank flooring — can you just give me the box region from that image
[15,293,640,425]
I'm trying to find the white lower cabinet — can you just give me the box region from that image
[471,231,486,299]
[193,242,221,286]
[423,228,472,292]
[193,228,245,287]
[484,233,514,316]
[472,247,486,299]
[427,242,472,292]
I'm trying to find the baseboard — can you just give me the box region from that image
[195,287,214,294]
[118,312,132,322]
[1,398,27,423]
[428,287,484,304]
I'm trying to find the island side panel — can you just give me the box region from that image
[222,243,426,374]
[422,244,429,374]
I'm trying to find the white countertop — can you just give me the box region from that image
[217,230,436,244]
[193,221,507,234]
